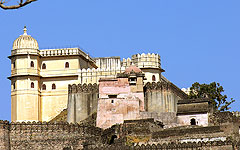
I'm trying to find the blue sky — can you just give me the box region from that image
[0,0,239,121]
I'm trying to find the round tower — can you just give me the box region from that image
[131,53,165,83]
[8,27,41,122]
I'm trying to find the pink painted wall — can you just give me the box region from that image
[97,77,144,129]
[96,97,140,129]
[99,78,130,98]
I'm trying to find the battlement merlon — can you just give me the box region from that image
[122,53,165,72]
[39,47,96,66]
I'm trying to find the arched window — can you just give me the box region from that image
[52,83,56,90]
[42,63,46,69]
[42,84,46,90]
[109,135,117,145]
[65,62,69,68]
[31,82,34,88]
[190,118,196,125]
[13,82,16,90]
[13,62,15,69]
[30,61,34,67]
[152,75,156,81]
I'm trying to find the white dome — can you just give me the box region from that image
[12,27,39,50]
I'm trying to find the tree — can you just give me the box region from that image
[0,0,37,10]
[188,82,235,112]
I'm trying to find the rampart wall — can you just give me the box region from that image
[0,120,103,150]
[91,140,239,150]
[233,111,240,117]
[67,81,188,125]
[144,82,188,125]
[67,84,99,123]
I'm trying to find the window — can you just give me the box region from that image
[52,83,56,90]
[130,78,136,81]
[108,95,117,98]
[152,75,156,81]
[13,62,15,69]
[65,62,69,68]
[31,82,34,88]
[190,118,196,125]
[13,82,16,90]
[109,135,117,145]
[42,84,46,90]
[42,63,46,69]
[30,61,34,67]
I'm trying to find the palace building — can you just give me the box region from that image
[9,27,165,122]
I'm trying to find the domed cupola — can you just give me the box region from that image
[12,26,39,54]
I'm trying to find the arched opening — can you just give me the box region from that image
[109,135,117,145]
[190,118,196,125]
[42,63,46,69]
[42,84,46,90]
[65,62,69,68]
[13,62,15,69]
[30,61,34,68]
[13,82,16,90]
[52,83,56,90]
[152,75,156,81]
[31,82,34,88]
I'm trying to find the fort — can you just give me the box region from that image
[2,27,240,149]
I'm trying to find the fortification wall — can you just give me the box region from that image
[0,121,103,150]
[92,140,238,150]
[144,82,188,115]
[88,119,240,150]
[67,83,99,123]
[233,111,240,117]
[0,119,239,150]
[0,121,10,150]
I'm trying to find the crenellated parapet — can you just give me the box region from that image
[93,139,238,150]
[131,53,161,68]
[0,120,10,129]
[68,83,99,94]
[122,57,132,67]
[144,81,188,99]
[9,121,102,136]
[232,111,240,117]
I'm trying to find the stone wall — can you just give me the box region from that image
[143,82,188,126]
[0,119,239,150]
[67,83,99,123]
[0,121,103,150]
[91,140,238,150]
[0,121,10,150]
[209,111,240,125]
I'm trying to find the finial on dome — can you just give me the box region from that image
[23,26,27,35]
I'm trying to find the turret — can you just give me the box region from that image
[8,27,41,122]
[122,53,165,83]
